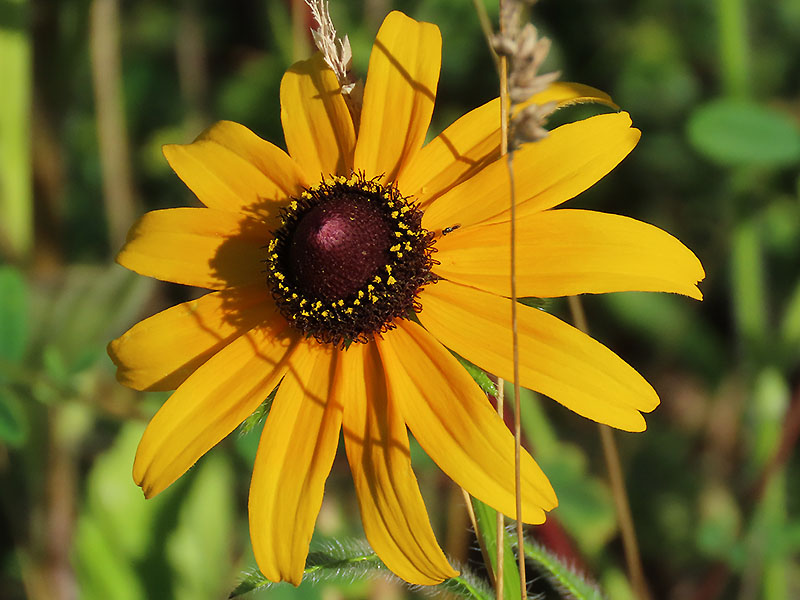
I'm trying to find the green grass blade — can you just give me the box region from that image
[471,497,521,600]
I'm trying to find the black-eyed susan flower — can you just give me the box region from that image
[109,10,703,587]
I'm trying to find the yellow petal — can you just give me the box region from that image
[163,125,302,218]
[517,82,618,113]
[249,341,341,585]
[280,53,356,181]
[338,342,458,585]
[422,112,640,232]
[399,82,617,206]
[436,209,705,299]
[417,280,657,431]
[354,11,441,182]
[133,319,298,498]
[377,321,556,521]
[108,285,275,392]
[116,208,270,289]
[197,119,309,196]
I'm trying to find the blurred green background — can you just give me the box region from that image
[1,0,799,598]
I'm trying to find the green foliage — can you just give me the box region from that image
[523,539,605,600]
[516,388,616,558]
[0,0,33,260]
[230,540,383,597]
[687,99,800,167]
[0,388,26,446]
[74,422,236,600]
[0,267,29,444]
[0,266,28,365]
[229,538,494,600]
[470,497,521,600]
[5,1,800,599]
[455,353,498,397]
[238,383,280,437]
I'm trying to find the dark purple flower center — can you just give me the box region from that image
[265,175,437,347]
[288,197,392,301]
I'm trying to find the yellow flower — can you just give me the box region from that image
[109,11,703,587]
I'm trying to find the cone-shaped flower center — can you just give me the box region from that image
[288,198,392,301]
[266,175,437,347]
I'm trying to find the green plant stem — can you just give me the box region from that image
[495,378,505,600]
[0,0,33,261]
[568,296,650,600]
[461,487,497,587]
[715,0,749,96]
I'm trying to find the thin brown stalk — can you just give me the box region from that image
[495,378,505,600]
[460,487,496,586]
[470,0,501,72]
[89,0,137,251]
[567,295,651,600]
[176,0,209,138]
[498,2,525,595]
[497,9,517,600]
[507,149,526,600]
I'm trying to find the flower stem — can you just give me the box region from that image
[715,0,749,97]
[461,487,497,587]
[567,295,651,600]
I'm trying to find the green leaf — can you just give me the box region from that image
[470,498,521,600]
[167,453,235,600]
[0,0,33,259]
[517,389,616,557]
[229,539,493,600]
[454,354,497,397]
[36,265,154,375]
[74,422,160,600]
[230,540,383,598]
[523,539,605,600]
[780,277,800,352]
[0,387,27,446]
[687,99,800,167]
[238,383,280,437]
[0,266,29,368]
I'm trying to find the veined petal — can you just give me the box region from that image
[108,285,275,392]
[197,120,309,196]
[422,112,640,232]
[116,208,270,289]
[517,82,617,112]
[133,319,298,498]
[399,82,617,208]
[417,281,658,431]
[163,129,300,218]
[436,209,705,299]
[354,11,441,183]
[338,342,458,585]
[249,341,341,586]
[281,53,356,181]
[377,320,556,521]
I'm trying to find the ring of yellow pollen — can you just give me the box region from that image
[266,174,438,347]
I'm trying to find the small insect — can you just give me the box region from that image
[442,224,461,236]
